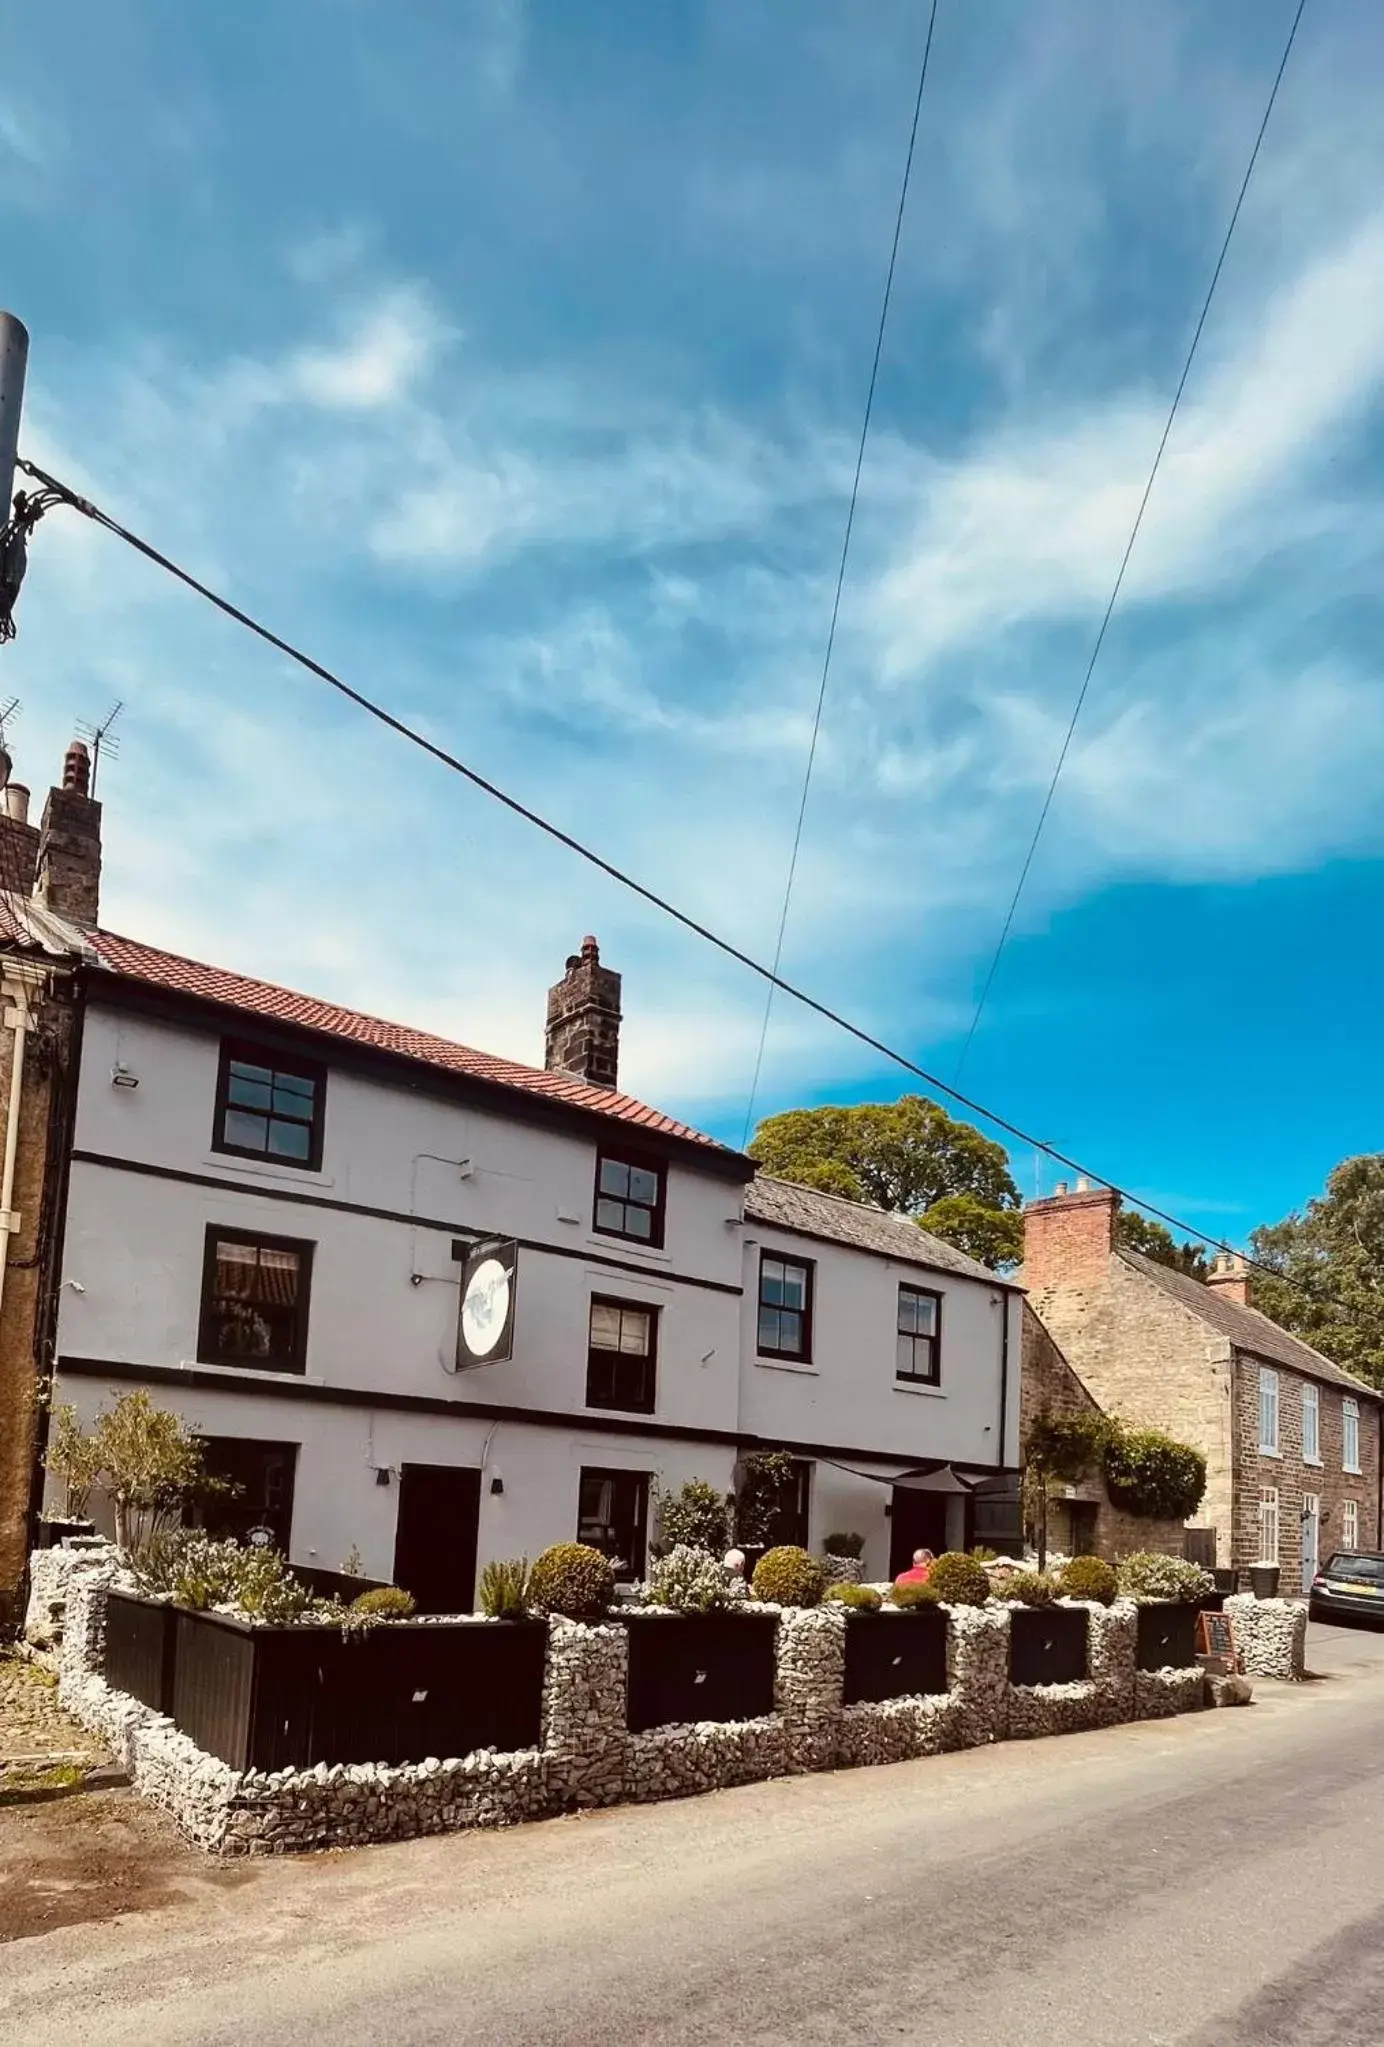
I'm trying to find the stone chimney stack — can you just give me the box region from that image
[35,739,102,926]
[1206,1251,1250,1306]
[1023,1179,1120,1292]
[0,781,38,895]
[545,936,622,1090]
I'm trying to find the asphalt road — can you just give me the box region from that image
[8,1619,1384,2047]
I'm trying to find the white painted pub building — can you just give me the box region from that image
[15,748,1022,1605]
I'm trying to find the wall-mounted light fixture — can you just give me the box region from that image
[110,1063,139,1089]
[374,1467,392,1487]
[490,1475,504,1496]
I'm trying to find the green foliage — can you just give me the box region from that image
[656,1479,731,1559]
[970,1546,998,1562]
[231,1546,317,1625]
[45,1404,103,1520]
[1059,1554,1118,1605]
[1102,1428,1207,1521]
[919,1551,992,1607]
[479,1557,533,1619]
[648,1544,734,1613]
[90,1391,217,1550]
[751,1544,826,1608]
[1117,1210,1212,1278]
[733,1450,800,1548]
[528,1542,615,1619]
[348,1585,415,1620]
[748,1097,1022,1271]
[888,1580,940,1609]
[127,1527,215,1599]
[1023,1406,1112,1482]
[824,1582,883,1612]
[992,1569,1055,1606]
[917,1193,1024,1271]
[822,1530,865,1559]
[1116,1552,1215,1603]
[1249,1155,1384,1391]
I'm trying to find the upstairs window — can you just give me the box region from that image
[214,1039,325,1170]
[198,1226,313,1375]
[1301,1381,1320,1464]
[896,1284,942,1386]
[586,1297,657,1415]
[758,1253,814,1362]
[593,1148,665,1248]
[1343,1397,1361,1474]
[1258,1367,1279,1454]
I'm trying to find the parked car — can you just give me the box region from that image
[1308,1552,1384,1627]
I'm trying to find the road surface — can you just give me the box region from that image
[6,1619,1384,2047]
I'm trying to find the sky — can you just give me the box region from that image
[2,0,1383,1247]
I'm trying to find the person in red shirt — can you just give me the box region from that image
[895,1547,935,1587]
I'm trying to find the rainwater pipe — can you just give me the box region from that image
[0,974,33,1324]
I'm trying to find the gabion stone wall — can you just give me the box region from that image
[24,1540,117,1649]
[58,1579,1215,1858]
[1224,1595,1307,1681]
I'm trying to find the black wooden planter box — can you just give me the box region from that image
[104,1590,178,1714]
[1135,1600,1201,1672]
[624,1612,778,1732]
[170,1610,548,1771]
[842,1609,948,1706]
[291,1564,393,1604]
[1009,1604,1089,1687]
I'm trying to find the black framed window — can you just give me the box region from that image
[593,1148,665,1247]
[577,1467,650,1581]
[586,1296,657,1414]
[213,1039,326,1170]
[757,1253,813,1361]
[896,1284,942,1386]
[186,1438,298,1552]
[197,1226,313,1374]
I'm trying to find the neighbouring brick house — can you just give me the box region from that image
[1024,1182,1383,1587]
[1019,1302,1187,1561]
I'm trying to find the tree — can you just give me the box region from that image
[44,1404,104,1522]
[1249,1155,1384,1392]
[91,1389,217,1550]
[1116,1210,1212,1279]
[749,1097,1022,1270]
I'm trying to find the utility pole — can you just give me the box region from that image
[0,313,28,524]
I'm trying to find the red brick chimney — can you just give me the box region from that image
[1205,1251,1250,1306]
[35,739,102,926]
[1023,1180,1119,1291]
[545,936,621,1091]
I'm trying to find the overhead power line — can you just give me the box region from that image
[16,453,1302,1287]
[741,0,941,1148]
[952,0,1309,1084]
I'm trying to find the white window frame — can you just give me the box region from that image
[1258,1367,1280,1455]
[1342,1499,1360,1550]
[1258,1486,1279,1566]
[1301,1381,1321,1465]
[1343,1397,1361,1475]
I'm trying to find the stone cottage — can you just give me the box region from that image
[1023,1182,1383,1587]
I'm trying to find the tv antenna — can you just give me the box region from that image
[76,700,122,796]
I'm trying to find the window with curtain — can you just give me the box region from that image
[895,1284,941,1386]
[197,1228,312,1373]
[585,1298,657,1414]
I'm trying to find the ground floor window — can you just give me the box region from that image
[186,1437,298,1552]
[1258,1486,1279,1566]
[1342,1500,1360,1550]
[577,1467,650,1581]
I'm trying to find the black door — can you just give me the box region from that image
[889,1487,950,1579]
[392,1464,482,1615]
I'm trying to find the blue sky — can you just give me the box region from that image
[3,0,1383,1244]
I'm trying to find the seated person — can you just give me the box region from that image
[894,1547,935,1586]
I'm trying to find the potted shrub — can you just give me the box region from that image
[821,1530,866,1585]
[1248,1564,1280,1599]
[653,1479,731,1561]
[39,1404,102,1544]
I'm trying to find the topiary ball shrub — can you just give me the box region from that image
[822,1531,866,1560]
[824,1581,883,1612]
[1060,1554,1117,1606]
[529,1542,616,1619]
[1116,1551,1215,1604]
[648,1543,733,1613]
[889,1580,940,1609]
[349,1585,416,1620]
[1003,1569,1055,1607]
[921,1551,991,1607]
[751,1544,826,1607]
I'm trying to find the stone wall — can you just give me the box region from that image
[1230,1361,1379,1583]
[59,1585,1212,1858]
[1225,1594,1307,1681]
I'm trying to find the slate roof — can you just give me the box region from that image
[1119,1249,1381,1401]
[744,1174,1006,1286]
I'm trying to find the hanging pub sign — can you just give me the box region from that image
[456,1238,519,1368]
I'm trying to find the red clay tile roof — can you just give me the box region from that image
[87,928,734,1154]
